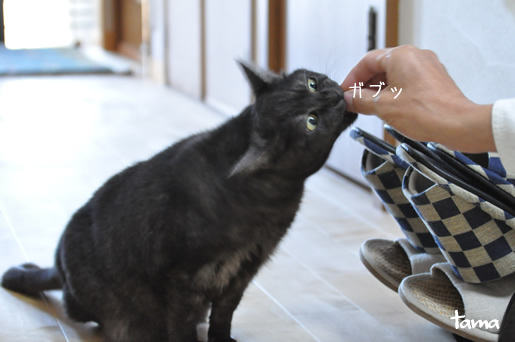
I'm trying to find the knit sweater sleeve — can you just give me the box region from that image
[492,98,515,175]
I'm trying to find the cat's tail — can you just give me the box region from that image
[1,263,63,296]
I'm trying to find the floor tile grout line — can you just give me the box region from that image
[0,207,70,341]
[277,219,399,338]
[303,184,401,239]
[281,251,397,339]
[41,293,71,342]
[252,279,322,342]
[0,206,30,262]
[295,210,372,258]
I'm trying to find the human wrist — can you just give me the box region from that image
[445,102,494,153]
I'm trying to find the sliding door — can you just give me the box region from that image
[286,0,390,184]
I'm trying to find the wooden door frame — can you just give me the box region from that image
[384,0,399,145]
[386,0,399,48]
[200,0,206,100]
[101,0,144,61]
[101,0,119,52]
[0,0,4,42]
[268,0,286,73]
[267,0,398,73]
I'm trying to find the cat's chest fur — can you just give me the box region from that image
[92,109,303,278]
[192,244,262,293]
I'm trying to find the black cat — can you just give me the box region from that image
[2,62,357,342]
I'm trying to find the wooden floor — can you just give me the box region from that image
[0,75,455,342]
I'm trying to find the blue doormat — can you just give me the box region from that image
[0,44,114,76]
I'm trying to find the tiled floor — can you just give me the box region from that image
[0,75,455,341]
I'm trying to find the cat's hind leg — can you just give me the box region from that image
[101,315,170,342]
[95,282,173,342]
[1,263,62,296]
[165,288,209,342]
[62,285,99,324]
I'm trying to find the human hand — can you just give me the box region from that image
[340,45,495,153]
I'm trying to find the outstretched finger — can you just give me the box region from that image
[343,88,382,114]
[343,83,401,116]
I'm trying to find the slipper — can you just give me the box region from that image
[430,143,515,191]
[359,238,446,292]
[399,146,515,283]
[399,262,515,342]
[351,127,440,254]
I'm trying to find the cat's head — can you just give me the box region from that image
[231,62,357,179]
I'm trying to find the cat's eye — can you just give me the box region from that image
[307,77,317,93]
[306,114,319,131]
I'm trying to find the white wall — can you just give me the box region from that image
[286,0,385,81]
[204,0,253,114]
[167,0,202,99]
[255,0,269,70]
[150,0,166,82]
[399,0,515,105]
[3,0,74,49]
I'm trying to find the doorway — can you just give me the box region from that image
[2,0,99,49]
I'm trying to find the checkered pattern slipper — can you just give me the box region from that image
[399,262,515,342]
[431,143,515,190]
[398,146,515,283]
[360,238,446,291]
[351,128,440,254]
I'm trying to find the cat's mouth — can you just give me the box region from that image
[343,111,358,126]
[333,95,358,133]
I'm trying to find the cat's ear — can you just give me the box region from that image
[229,135,269,177]
[238,60,278,95]
[229,146,267,177]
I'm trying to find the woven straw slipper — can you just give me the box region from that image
[399,262,515,342]
[360,238,445,292]
[351,128,441,254]
[398,146,515,284]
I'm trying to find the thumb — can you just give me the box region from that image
[343,88,380,115]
